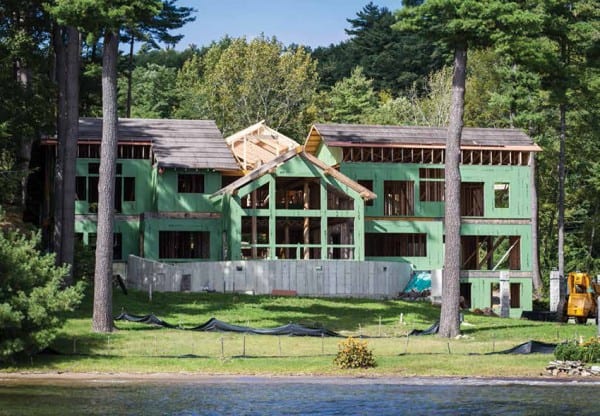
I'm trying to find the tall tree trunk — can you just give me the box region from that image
[61,26,80,285]
[52,26,67,260]
[92,30,119,333]
[439,46,466,338]
[556,103,567,321]
[530,153,542,296]
[13,57,33,210]
[52,26,80,285]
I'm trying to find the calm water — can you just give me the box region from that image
[0,377,598,415]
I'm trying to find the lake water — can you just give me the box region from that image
[0,377,598,415]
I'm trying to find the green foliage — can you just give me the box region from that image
[119,63,177,118]
[73,239,95,282]
[323,67,378,124]
[367,65,452,126]
[334,337,376,369]
[313,2,449,95]
[554,338,600,363]
[184,36,318,139]
[0,227,85,361]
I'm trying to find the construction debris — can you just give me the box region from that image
[546,360,600,377]
[398,289,430,301]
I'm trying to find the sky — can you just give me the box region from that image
[172,1,404,50]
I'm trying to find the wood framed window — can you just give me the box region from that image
[177,174,204,193]
[419,168,444,202]
[384,181,414,216]
[159,231,210,259]
[461,182,484,216]
[494,183,509,208]
[365,233,426,257]
[123,177,136,201]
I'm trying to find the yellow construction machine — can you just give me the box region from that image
[566,272,600,324]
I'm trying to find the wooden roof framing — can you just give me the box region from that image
[225,120,301,172]
[212,148,376,202]
[305,123,542,154]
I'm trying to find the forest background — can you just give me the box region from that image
[1,0,599,295]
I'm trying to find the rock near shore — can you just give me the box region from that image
[546,360,600,377]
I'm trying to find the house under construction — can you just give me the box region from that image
[42,119,541,316]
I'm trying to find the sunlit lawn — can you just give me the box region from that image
[5,289,598,377]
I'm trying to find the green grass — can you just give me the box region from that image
[4,289,599,377]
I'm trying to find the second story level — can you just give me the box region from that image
[305,123,542,220]
[44,118,241,215]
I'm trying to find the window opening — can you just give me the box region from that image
[494,183,509,208]
[384,181,414,216]
[365,233,426,257]
[178,174,204,193]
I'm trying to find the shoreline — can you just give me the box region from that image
[2,371,600,386]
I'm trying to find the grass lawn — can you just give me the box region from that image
[4,289,598,377]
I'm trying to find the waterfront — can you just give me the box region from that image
[0,376,597,415]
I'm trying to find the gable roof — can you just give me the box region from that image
[77,117,239,171]
[225,121,301,171]
[212,148,376,201]
[306,123,541,152]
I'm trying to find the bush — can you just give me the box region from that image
[554,338,600,363]
[334,337,376,369]
[0,226,85,362]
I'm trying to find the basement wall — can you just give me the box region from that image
[126,255,412,299]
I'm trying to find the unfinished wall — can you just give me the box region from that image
[126,255,412,298]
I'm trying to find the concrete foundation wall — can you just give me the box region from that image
[126,255,412,298]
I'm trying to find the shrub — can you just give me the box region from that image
[554,338,600,363]
[0,226,85,362]
[334,337,376,369]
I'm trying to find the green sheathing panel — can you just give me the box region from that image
[461,165,531,219]
[364,219,443,269]
[225,156,366,260]
[315,141,342,166]
[74,218,140,261]
[339,163,531,219]
[143,217,223,261]
[156,169,222,213]
[75,158,153,215]
[460,223,532,271]
[463,277,532,317]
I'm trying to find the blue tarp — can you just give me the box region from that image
[404,271,431,292]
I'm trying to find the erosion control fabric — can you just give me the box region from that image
[115,312,340,337]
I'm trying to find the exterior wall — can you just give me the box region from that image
[225,156,366,261]
[126,255,412,298]
[142,216,224,261]
[74,217,141,261]
[75,158,153,215]
[155,169,223,213]
[364,219,443,270]
[461,276,533,318]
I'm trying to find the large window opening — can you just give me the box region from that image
[241,183,269,209]
[159,231,210,259]
[327,185,354,210]
[177,174,204,193]
[384,181,414,216]
[461,182,484,216]
[461,235,521,270]
[365,233,426,257]
[419,168,444,202]
[77,162,134,212]
[241,216,270,259]
[275,178,320,210]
